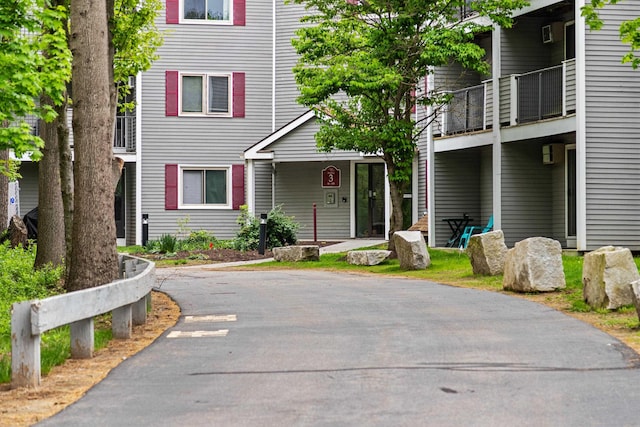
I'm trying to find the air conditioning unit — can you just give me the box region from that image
[542,25,553,43]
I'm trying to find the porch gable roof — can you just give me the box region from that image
[244,110,316,160]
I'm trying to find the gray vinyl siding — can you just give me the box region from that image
[140,2,274,239]
[124,164,137,246]
[584,2,640,250]
[17,163,38,214]
[254,160,273,214]
[565,59,576,113]
[432,148,485,246]
[501,17,551,76]
[274,161,351,240]
[270,118,363,162]
[275,1,308,129]
[480,148,493,222]
[550,147,566,247]
[499,76,511,125]
[500,141,554,247]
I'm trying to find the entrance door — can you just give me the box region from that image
[355,163,385,237]
[566,146,576,246]
[115,170,126,245]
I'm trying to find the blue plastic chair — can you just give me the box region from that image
[458,215,494,249]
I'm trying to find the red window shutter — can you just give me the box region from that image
[232,164,245,210]
[165,71,179,116]
[232,72,245,118]
[166,0,179,24]
[233,0,246,26]
[165,164,179,210]
[346,0,358,4]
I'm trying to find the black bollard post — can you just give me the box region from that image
[258,213,267,255]
[142,214,149,247]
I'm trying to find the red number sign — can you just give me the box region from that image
[322,166,341,188]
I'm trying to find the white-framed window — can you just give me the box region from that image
[182,0,231,23]
[180,166,230,208]
[180,73,231,116]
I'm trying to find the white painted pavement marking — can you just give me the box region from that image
[167,330,229,338]
[184,314,237,323]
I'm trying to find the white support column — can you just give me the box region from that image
[135,71,143,246]
[349,161,356,238]
[492,25,502,231]
[246,159,255,215]
[575,0,587,250]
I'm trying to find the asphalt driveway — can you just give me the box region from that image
[39,269,640,426]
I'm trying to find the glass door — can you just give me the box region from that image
[355,163,386,237]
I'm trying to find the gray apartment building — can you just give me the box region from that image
[13,0,640,251]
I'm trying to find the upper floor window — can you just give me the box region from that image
[181,73,231,115]
[183,0,230,21]
[165,70,244,117]
[166,0,244,26]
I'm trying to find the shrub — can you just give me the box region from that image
[158,234,178,253]
[180,230,216,251]
[234,205,299,251]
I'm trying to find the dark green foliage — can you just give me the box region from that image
[234,205,299,251]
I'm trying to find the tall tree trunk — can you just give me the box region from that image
[0,149,8,230]
[58,101,73,279]
[34,97,66,269]
[387,177,406,253]
[67,0,119,291]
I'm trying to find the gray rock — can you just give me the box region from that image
[583,246,639,310]
[347,250,391,266]
[392,231,430,270]
[273,245,320,262]
[630,279,640,321]
[503,237,565,292]
[467,230,508,276]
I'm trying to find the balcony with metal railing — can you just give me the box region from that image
[442,83,491,135]
[114,115,136,153]
[435,59,576,141]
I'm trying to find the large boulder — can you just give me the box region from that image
[392,231,430,270]
[583,246,639,310]
[467,230,508,276]
[630,279,640,321]
[347,250,391,266]
[273,245,320,262]
[503,237,565,292]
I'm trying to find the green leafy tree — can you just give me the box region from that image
[291,0,527,245]
[0,0,70,170]
[582,0,640,69]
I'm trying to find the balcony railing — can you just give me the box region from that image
[25,111,136,153]
[442,81,492,135]
[459,0,476,19]
[516,65,563,124]
[436,59,576,137]
[114,115,136,152]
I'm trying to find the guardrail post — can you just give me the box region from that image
[11,301,40,388]
[71,318,94,359]
[112,304,132,339]
[132,294,148,325]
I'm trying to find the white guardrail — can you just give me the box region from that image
[10,255,156,389]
